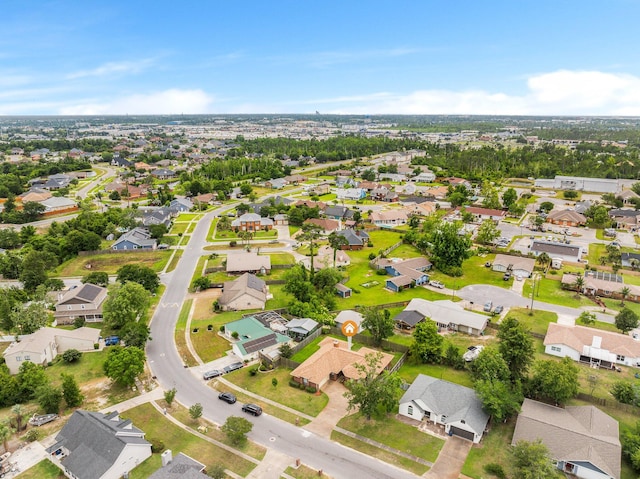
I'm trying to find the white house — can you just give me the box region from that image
[403,298,488,336]
[492,254,536,278]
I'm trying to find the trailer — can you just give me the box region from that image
[28,413,58,426]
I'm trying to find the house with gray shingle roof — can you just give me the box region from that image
[399,374,489,443]
[47,410,152,479]
[54,283,107,325]
[112,227,157,250]
[218,273,269,311]
[149,451,208,479]
[512,399,620,479]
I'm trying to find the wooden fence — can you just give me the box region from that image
[79,248,158,256]
[576,392,639,414]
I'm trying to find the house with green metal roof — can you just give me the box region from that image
[224,316,290,361]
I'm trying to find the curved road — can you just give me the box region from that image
[147,209,419,479]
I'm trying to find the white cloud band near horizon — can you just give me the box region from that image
[47,69,640,116]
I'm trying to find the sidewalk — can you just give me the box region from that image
[99,387,165,414]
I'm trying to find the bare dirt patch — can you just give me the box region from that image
[189,289,221,321]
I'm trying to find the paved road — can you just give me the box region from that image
[146,208,419,479]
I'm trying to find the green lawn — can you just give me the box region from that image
[177,213,200,221]
[165,249,183,273]
[337,413,444,463]
[461,419,517,478]
[54,251,172,276]
[190,317,232,362]
[587,243,608,265]
[16,459,63,479]
[506,307,558,336]
[224,367,329,417]
[126,403,257,478]
[289,225,300,236]
[397,361,474,388]
[45,350,108,386]
[175,299,198,367]
[169,222,189,235]
[523,276,594,309]
[268,252,295,265]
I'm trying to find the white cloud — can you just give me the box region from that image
[58,89,214,115]
[67,58,156,79]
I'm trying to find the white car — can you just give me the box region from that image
[429,280,445,289]
[463,345,484,362]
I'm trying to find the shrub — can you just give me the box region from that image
[289,380,299,388]
[73,317,86,329]
[229,240,237,247]
[272,378,278,387]
[368,252,376,260]
[367,241,374,247]
[376,269,387,276]
[231,331,239,339]
[249,368,258,376]
[151,439,165,453]
[352,288,361,294]
[93,343,99,350]
[219,325,225,332]
[306,386,317,393]
[483,463,506,479]
[62,349,82,363]
[23,429,40,442]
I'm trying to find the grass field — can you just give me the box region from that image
[523,275,594,308]
[165,249,183,273]
[15,459,63,479]
[190,317,231,363]
[506,307,558,335]
[461,419,517,478]
[285,464,331,479]
[54,250,172,276]
[175,299,198,366]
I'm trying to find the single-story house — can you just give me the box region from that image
[169,198,193,213]
[370,187,399,202]
[370,210,408,227]
[544,322,640,369]
[323,206,354,220]
[530,240,583,263]
[304,218,340,234]
[309,183,331,196]
[618,189,640,205]
[336,188,366,201]
[375,257,432,292]
[512,399,620,479]
[335,229,369,250]
[283,174,307,184]
[231,213,274,231]
[149,451,208,479]
[151,168,176,180]
[411,170,436,182]
[335,282,352,298]
[112,227,157,250]
[223,316,290,361]
[561,271,640,301]
[300,245,350,270]
[54,283,107,325]
[621,252,640,269]
[273,214,288,225]
[40,196,77,213]
[290,337,393,391]
[47,410,152,479]
[463,206,507,223]
[334,310,364,333]
[546,209,587,227]
[608,209,640,230]
[266,178,287,189]
[193,192,218,207]
[399,374,489,443]
[141,208,172,228]
[226,252,271,275]
[18,188,51,203]
[401,298,488,335]
[492,254,536,278]
[3,327,100,374]
[285,318,319,340]
[218,273,270,311]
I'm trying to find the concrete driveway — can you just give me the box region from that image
[304,380,350,438]
[423,436,471,479]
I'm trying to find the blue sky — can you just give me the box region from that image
[2,0,640,115]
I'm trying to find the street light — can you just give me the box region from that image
[530,273,539,313]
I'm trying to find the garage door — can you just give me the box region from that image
[450,426,474,441]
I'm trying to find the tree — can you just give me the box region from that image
[81,271,109,287]
[62,349,82,363]
[279,343,293,359]
[578,311,596,325]
[476,220,500,245]
[36,384,62,414]
[0,421,10,453]
[611,381,639,405]
[164,388,177,406]
[497,317,534,382]
[536,252,551,271]
[311,268,342,295]
[621,286,631,306]
[343,352,402,420]
[103,346,145,387]
[17,362,48,400]
[622,421,640,472]
[511,440,560,479]
[539,202,554,214]
[327,232,348,268]
[298,223,323,277]
[116,264,159,292]
[20,250,56,292]
[102,282,150,330]
[616,307,639,333]
[430,221,471,273]
[61,373,83,408]
[11,404,25,433]
[529,357,579,405]
[502,188,518,208]
[409,321,443,364]
[470,347,510,382]
[121,322,152,348]
[207,464,226,479]
[148,224,168,240]
[573,275,585,293]
[10,302,49,335]
[221,416,253,445]
[240,184,253,196]
[282,265,315,303]
[475,379,522,422]
[361,307,394,346]
[189,403,203,421]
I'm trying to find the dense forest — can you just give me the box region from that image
[0,138,113,154]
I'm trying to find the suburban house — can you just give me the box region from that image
[265,178,287,189]
[285,318,319,340]
[273,213,288,225]
[283,174,307,184]
[334,310,364,333]
[370,187,399,202]
[462,206,507,223]
[530,240,583,263]
[223,316,290,361]
[169,198,193,213]
[231,213,274,232]
[151,168,176,180]
[608,209,640,230]
[40,173,74,190]
[399,374,489,443]
[546,209,587,227]
[512,399,620,479]
[226,252,271,275]
[335,229,369,250]
[370,210,408,227]
[111,157,132,168]
[373,257,431,292]
[411,170,436,182]
[398,298,488,335]
[193,192,218,207]
[491,254,536,278]
[149,451,208,479]
[323,205,354,220]
[18,187,52,203]
[544,322,640,369]
[618,189,640,205]
[40,196,78,213]
[404,201,437,217]
[336,188,366,201]
[54,283,107,325]
[304,217,340,234]
[534,175,622,194]
[447,177,473,190]
[3,327,100,374]
[141,208,172,229]
[218,273,270,311]
[47,410,152,479]
[112,227,157,250]
[290,337,393,391]
[621,252,640,269]
[300,245,350,270]
[308,182,331,196]
[561,271,640,302]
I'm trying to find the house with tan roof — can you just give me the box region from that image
[560,271,640,302]
[399,298,488,335]
[299,245,350,270]
[370,209,408,227]
[54,283,108,325]
[547,209,587,227]
[290,337,393,391]
[304,217,340,234]
[462,206,507,223]
[218,273,270,311]
[226,252,271,275]
[512,398,620,479]
[544,322,640,369]
[618,189,640,205]
[492,254,536,278]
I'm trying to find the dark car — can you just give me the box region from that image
[223,362,244,374]
[242,403,262,416]
[503,272,511,281]
[203,369,223,380]
[218,392,237,404]
[494,305,504,315]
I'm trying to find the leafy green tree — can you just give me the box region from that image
[311,267,342,295]
[116,264,159,292]
[148,224,168,240]
[327,232,349,268]
[81,271,109,287]
[611,381,639,405]
[502,188,518,208]
[103,347,145,387]
[20,250,57,292]
[578,311,596,325]
[164,388,177,406]
[0,367,19,407]
[475,379,522,422]
[529,357,579,405]
[409,321,443,364]
[481,183,501,210]
[240,184,253,196]
[361,306,395,346]
[497,317,534,382]
[476,220,501,246]
[17,362,48,400]
[36,384,62,414]
[10,301,49,335]
[298,223,323,277]
[615,307,639,333]
[0,421,10,452]
[539,202,554,213]
[62,349,82,363]
[430,221,471,273]
[622,421,640,471]
[121,322,152,348]
[102,282,150,330]
[222,416,253,445]
[344,352,402,420]
[511,440,561,479]
[470,347,511,382]
[61,373,83,408]
[283,265,315,303]
[189,403,203,421]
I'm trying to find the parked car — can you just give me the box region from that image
[494,305,504,315]
[463,345,484,362]
[104,336,120,346]
[503,272,511,281]
[218,392,237,404]
[515,274,523,281]
[483,301,493,312]
[223,362,244,374]
[429,280,445,289]
[484,261,492,268]
[242,403,263,416]
[203,369,223,380]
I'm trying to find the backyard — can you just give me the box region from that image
[54,250,172,276]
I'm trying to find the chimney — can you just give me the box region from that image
[333,340,339,348]
[161,450,173,467]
